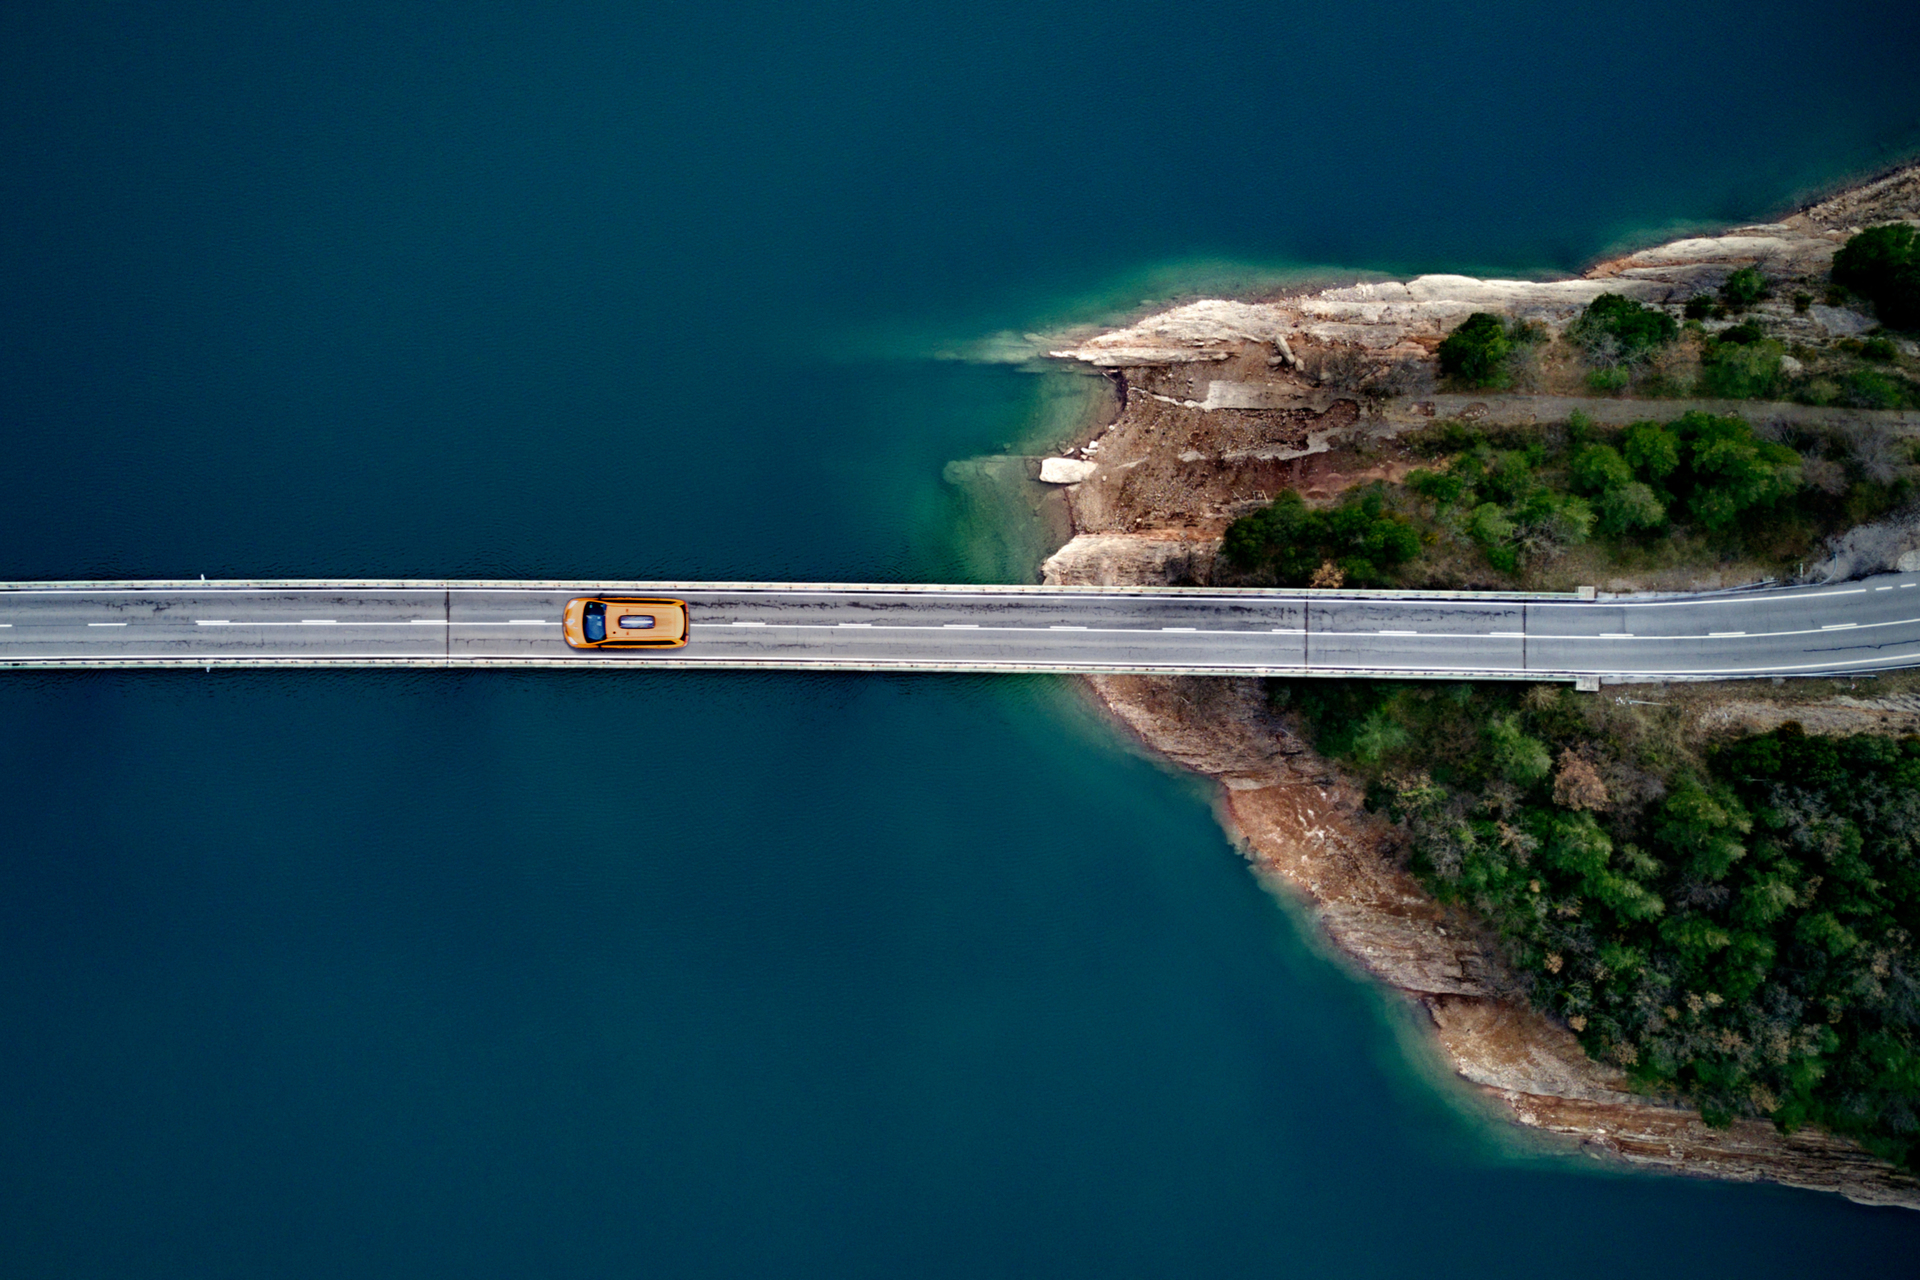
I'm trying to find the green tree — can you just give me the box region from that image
[1833,224,1915,292]
[1597,481,1666,534]
[1700,336,1786,400]
[1568,293,1678,366]
[1719,266,1769,310]
[1512,490,1593,556]
[1350,710,1411,765]
[1676,411,1801,530]
[1221,486,1421,586]
[1468,502,1516,549]
[1281,684,1920,1170]
[1833,225,1920,331]
[1486,714,1551,785]
[1622,422,1680,482]
[1570,443,1632,493]
[1437,313,1512,388]
[1654,774,1750,882]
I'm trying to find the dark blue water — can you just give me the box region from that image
[3,4,1919,1276]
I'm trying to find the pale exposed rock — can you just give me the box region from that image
[1049,299,1298,366]
[1798,165,1920,230]
[1602,232,1839,275]
[1490,1088,1920,1206]
[1046,165,1920,376]
[1055,346,1233,367]
[1041,533,1218,587]
[1811,304,1877,336]
[1037,457,1099,484]
[1779,355,1804,376]
[1424,995,1637,1102]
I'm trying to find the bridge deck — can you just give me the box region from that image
[1,578,1917,682]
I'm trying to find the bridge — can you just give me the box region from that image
[2,577,1920,683]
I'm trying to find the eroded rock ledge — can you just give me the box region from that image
[1048,165,1918,370]
[1034,163,1920,1208]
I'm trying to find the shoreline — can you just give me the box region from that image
[1029,162,1920,1207]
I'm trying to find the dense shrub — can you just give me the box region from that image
[1719,266,1770,311]
[1701,332,1786,400]
[1568,293,1678,367]
[1275,682,1920,1170]
[1437,312,1512,388]
[1220,485,1420,587]
[1403,411,1800,573]
[1843,369,1915,411]
[1664,411,1802,529]
[1832,224,1920,330]
[1408,442,1593,574]
[1569,443,1666,534]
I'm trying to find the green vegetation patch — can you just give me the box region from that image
[1219,409,1901,590]
[1274,680,1920,1171]
[1700,324,1787,400]
[1832,224,1920,332]
[1437,312,1543,390]
[1220,486,1419,587]
[1406,437,1593,574]
[1408,410,1803,572]
[1568,293,1678,368]
[1719,266,1771,312]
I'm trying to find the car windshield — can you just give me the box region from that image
[582,602,605,643]
[617,614,657,630]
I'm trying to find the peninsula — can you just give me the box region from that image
[1038,163,1920,1207]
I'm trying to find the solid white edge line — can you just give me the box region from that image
[13,648,1920,677]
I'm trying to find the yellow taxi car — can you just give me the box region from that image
[562,597,689,649]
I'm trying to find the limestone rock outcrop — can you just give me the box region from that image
[1046,162,1919,372]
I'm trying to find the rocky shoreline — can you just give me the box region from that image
[1034,164,1920,1207]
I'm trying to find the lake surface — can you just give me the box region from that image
[3,3,1919,1275]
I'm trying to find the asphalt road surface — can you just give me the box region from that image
[2,578,1919,681]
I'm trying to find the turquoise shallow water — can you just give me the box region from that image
[3,3,1920,1275]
